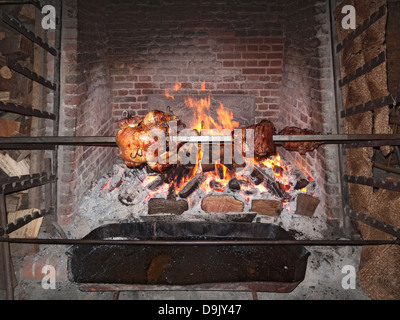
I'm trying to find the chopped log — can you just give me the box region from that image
[178,173,204,198]
[19,5,36,21]
[0,151,29,177]
[0,119,20,137]
[8,208,43,238]
[0,91,10,101]
[0,66,12,79]
[251,200,283,217]
[148,198,188,215]
[201,195,244,213]
[8,208,42,256]
[0,34,33,60]
[295,193,320,217]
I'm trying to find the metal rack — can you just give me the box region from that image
[0,0,61,300]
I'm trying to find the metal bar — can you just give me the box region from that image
[336,5,387,53]
[5,207,54,234]
[339,51,386,87]
[0,143,55,150]
[373,162,400,175]
[0,237,398,246]
[346,207,400,239]
[1,173,57,195]
[7,59,56,91]
[345,139,400,148]
[0,192,14,300]
[0,1,44,10]
[0,101,56,120]
[1,13,57,56]
[0,134,400,147]
[343,175,400,192]
[341,92,399,118]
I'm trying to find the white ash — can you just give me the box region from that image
[69,159,328,240]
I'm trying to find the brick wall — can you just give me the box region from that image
[57,0,343,228]
[105,0,286,132]
[58,0,114,225]
[279,0,343,225]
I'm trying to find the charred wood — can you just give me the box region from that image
[148,198,188,215]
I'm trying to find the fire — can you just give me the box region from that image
[165,83,182,100]
[141,82,313,202]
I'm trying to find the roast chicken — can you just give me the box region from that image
[116,110,179,173]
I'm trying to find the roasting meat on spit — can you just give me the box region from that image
[116,110,179,173]
[278,127,321,155]
[116,110,320,172]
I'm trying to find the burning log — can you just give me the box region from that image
[146,175,166,191]
[228,177,241,192]
[286,164,309,190]
[210,180,224,192]
[201,195,244,213]
[253,165,285,198]
[251,200,283,217]
[295,193,320,217]
[178,173,204,198]
[147,198,188,215]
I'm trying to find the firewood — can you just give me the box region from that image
[0,119,20,137]
[0,34,33,60]
[178,173,204,198]
[251,200,283,216]
[201,195,244,213]
[0,91,10,101]
[148,198,188,215]
[295,193,320,217]
[0,66,12,80]
[286,164,309,190]
[228,177,241,192]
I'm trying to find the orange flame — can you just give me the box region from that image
[165,83,182,100]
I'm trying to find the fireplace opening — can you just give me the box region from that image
[57,0,343,238]
[1,0,399,300]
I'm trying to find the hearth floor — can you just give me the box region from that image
[3,244,370,300]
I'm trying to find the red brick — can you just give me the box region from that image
[243,68,266,75]
[217,53,241,60]
[135,82,154,89]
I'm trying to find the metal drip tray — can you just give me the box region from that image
[67,222,310,293]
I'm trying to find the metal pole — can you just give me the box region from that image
[0,134,400,146]
[0,237,398,247]
[0,192,14,300]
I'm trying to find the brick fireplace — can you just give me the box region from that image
[57,0,342,230]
